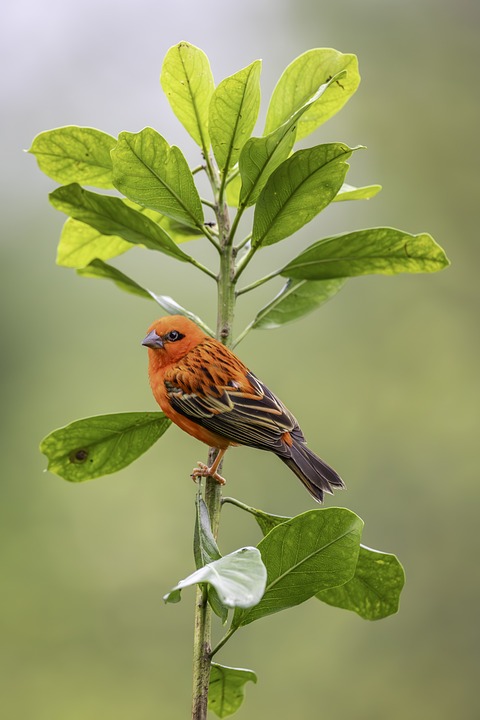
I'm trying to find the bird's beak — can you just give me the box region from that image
[141,329,164,349]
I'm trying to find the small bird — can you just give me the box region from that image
[142,315,344,502]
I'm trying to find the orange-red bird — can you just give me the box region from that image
[142,315,344,502]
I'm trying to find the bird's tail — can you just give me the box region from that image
[279,440,345,503]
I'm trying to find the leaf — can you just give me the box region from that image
[56,218,133,268]
[281,227,451,280]
[194,495,222,569]
[111,128,204,228]
[208,664,257,718]
[40,412,171,483]
[76,259,151,299]
[225,173,241,207]
[28,126,116,189]
[252,143,355,248]
[333,183,382,202]
[264,48,360,140]
[49,184,192,262]
[124,200,203,243]
[164,547,267,609]
[232,508,363,627]
[209,60,262,175]
[251,277,346,330]
[238,74,344,208]
[148,293,215,337]
[161,41,214,150]
[316,545,405,620]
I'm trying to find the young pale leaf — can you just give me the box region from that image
[56,218,133,268]
[239,73,345,208]
[251,277,346,330]
[40,412,171,482]
[148,293,215,337]
[225,173,242,207]
[161,41,214,150]
[232,508,363,627]
[111,128,204,228]
[208,664,257,719]
[77,259,152,299]
[194,495,222,569]
[317,545,405,620]
[252,143,354,248]
[264,48,360,140]
[28,126,116,189]
[49,184,192,262]
[209,60,262,175]
[164,547,267,609]
[281,227,450,280]
[333,183,382,202]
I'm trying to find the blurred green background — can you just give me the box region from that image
[2,0,479,718]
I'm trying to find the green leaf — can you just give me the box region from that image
[333,183,382,202]
[316,545,405,620]
[148,293,215,337]
[232,508,363,627]
[49,184,192,262]
[252,143,355,248]
[208,664,257,718]
[238,75,343,209]
[164,547,267,609]
[56,218,133,268]
[161,41,214,150]
[264,48,360,140]
[111,128,204,228]
[76,259,151,299]
[251,277,346,330]
[281,227,450,279]
[124,200,203,243]
[40,412,171,483]
[225,173,241,207]
[28,126,116,189]
[209,60,262,175]
[194,495,222,569]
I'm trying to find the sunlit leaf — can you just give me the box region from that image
[148,293,215,336]
[40,412,171,482]
[76,259,151,298]
[209,60,261,175]
[208,664,257,718]
[161,41,214,150]
[251,277,346,329]
[232,508,363,627]
[281,227,450,279]
[225,173,242,207]
[164,547,267,609]
[252,143,355,248]
[264,48,360,139]
[317,545,405,620]
[28,126,116,189]
[111,128,204,228]
[333,183,382,202]
[56,218,133,268]
[49,184,192,262]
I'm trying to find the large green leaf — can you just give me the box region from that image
[333,183,382,202]
[238,74,344,209]
[251,277,346,329]
[56,218,132,268]
[264,48,360,139]
[164,547,267,609]
[317,545,405,620]
[281,227,450,279]
[208,664,257,718]
[76,259,152,299]
[160,41,214,150]
[111,128,204,228]
[232,508,363,627]
[49,184,192,262]
[252,143,354,248]
[209,60,261,175]
[28,126,116,189]
[40,412,171,482]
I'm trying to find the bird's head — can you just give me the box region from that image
[142,315,207,367]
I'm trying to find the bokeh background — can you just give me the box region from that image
[2,1,479,718]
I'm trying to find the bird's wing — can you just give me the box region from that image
[164,366,304,454]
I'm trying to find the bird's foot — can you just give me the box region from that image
[191,461,226,485]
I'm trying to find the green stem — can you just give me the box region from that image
[210,626,238,658]
[236,269,280,295]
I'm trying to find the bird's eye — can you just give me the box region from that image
[166,330,184,342]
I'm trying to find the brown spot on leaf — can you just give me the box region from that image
[70,448,89,464]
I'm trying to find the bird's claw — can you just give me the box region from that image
[191,461,226,485]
